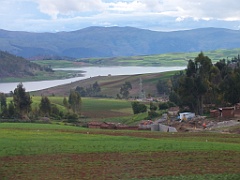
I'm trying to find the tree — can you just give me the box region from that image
[173,52,212,115]
[13,83,32,118]
[131,102,147,114]
[50,104,62,119]
[0,93,7,113]
[220,68,240,105]
[92,81,101,96]
[120,81,132,99]
[156,79,169,95]
[8,101,15,118]
[68,90,82,115]
[75,82,101,97]
[150,102,157,111]
[39,96,51,116]
[75,86,86,97]
[63,97,69,109]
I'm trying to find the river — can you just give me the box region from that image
[0,66,185,93]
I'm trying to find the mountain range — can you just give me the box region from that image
[0,27,240,59]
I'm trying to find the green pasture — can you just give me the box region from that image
[34,60,77,68]
[7,96,137,121]
[81,98,131,111]
[9,96,132,112]
[0,123,239,179]
[0,123,240,157]
[33,48,240,68]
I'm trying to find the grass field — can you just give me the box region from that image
[7,95,152,124]
[35,96,134,119]
[34,48,240,68]
[0,123,239,179]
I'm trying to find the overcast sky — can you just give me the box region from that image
[1,0,240,32]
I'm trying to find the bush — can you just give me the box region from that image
[147,111,160,119]
[167,101,176,108]
[150,102,158,111]
[131,102,147,114]
[159,102,169,110]
[64,112,78,123]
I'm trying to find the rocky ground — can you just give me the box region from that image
[168,116,240,134]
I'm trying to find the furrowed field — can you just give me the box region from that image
[0,123,240,179]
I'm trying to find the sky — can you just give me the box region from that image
[1,0,240,32]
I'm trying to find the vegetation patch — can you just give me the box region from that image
[0,123,239,179]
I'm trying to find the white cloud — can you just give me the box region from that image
[34,0,240,21]
[1,0,240,32]
[35,0,106,19]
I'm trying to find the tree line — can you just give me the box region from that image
[0,83,81,122]
[166,52,240,115]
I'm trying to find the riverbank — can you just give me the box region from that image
[0,70,84,83]
[1,66,184,93]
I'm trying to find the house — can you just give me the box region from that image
[168,107,179,116]
[220,107,235,118]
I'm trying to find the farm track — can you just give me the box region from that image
[1,151,239,179]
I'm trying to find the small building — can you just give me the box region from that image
[88,122,102,129]
[168,107,179,116]
[100,122,117,129]
[221,107,235,118]
[210,110,219,118]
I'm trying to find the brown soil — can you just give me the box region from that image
[1,151,239,180]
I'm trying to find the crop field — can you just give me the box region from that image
[30,96,134,120]
[34,48,240,68]
[0,123,239,179]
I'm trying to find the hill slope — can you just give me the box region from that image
[0,51,52,78]
[0,27,240,59]
[31,71,175,97]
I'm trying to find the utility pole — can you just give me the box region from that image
[139,78,145,100]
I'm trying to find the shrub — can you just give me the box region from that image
[159,102,169,110]
[147,111,160,119]
[65,112,78,123]
[131,102,147,114]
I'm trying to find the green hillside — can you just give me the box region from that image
[35,48,240,67]
[0,51,53,79]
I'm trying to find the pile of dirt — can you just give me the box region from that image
[170,116,207,132]
[170,117,240,133]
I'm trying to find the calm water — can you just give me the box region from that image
[0,66,185,93]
